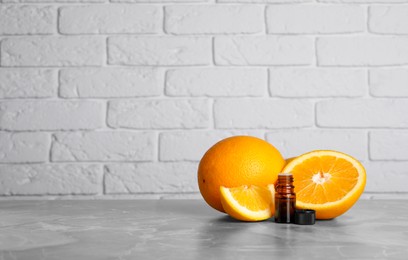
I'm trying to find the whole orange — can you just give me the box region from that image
[198,136,285,212]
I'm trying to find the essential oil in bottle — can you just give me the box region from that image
[274,173,296,223]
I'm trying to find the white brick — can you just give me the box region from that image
[370,69,408,97]
[266,5,364,34]
[0,100,104,131]
[59,5,160,34]
[317,37,408,66]
[51,132,155,162]
[269,68,365,97]
[108,37,211,66]
[214,99,313,129]
[4,0,103,2]
[370,6,408,34]
[0,164,102,195]
[320,0,408,3]
[1,37,104,67]
[165,5,263,35]
[166,68,267,97]
[0,132,50,163]
[266,130,367,160]
[220,0,312,3]
[104,163,197,194]
[370,131,408,160]
[60,68,160,98]
[0,69,56,98]
[214,36,314,65]
[159,131,264,161]
[112,0,205,2]
[317,99,408,128]
[365,162,408,192]
[0,6,54,35]
[108,99,210,129]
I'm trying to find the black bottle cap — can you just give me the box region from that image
[294,209,316,225]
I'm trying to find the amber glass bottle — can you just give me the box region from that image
[274,173,296,223]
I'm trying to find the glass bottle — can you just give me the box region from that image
[274,173,296,223]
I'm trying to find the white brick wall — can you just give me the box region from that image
[369,6,408,34]
[1,1,408,199]
[269,68,366,97]
[107,99,210,129]
[0,69,56,98]
[214,36,314,65]
[266,5,365,34]
[214,99,313,129]
[108,37,211,65]
[317,37,408,66]
[1,37,105,66]
[0,132,50,163]
[369,69,408,97]
[165,5,264,35]
[166,68,267,97]
[59,68,160,98]
[0,164,102,195]
[0,6,55,35]
[59,5,161,34]
[0,100,105,130]
[51,131,156,162]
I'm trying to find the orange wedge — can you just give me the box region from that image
[220,185,275,221]
[282,150,366,219]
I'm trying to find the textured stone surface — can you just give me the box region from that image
[317,37,408,66]
[108,99,210,129]
[0,132,50,163]
[166,68,267,97]
[269,68,365,97]
[0,200,407,259]
[266,130,367,160]
[370,69,408,97]
[214,99,313,128]
[266,5,365,34]
[165,5,264,34]
[0,5,54,35]
[108,37,211,65]
[214,36,314,65]
[51,132,155,162]
[59,5,160,34]
[59,68,160,98]
[317,99,408,127]
[104,163,197,193]
[0,101,105,130]
[0,164,102,195]
[159,131,263,161]
[1,37,104,66]
[370,131,408,160]
[0,69,56,98]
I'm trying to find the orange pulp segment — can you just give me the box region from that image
[282,150,366,219]
[220,185,275,222]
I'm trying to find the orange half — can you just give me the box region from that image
[220,185,275,222]
[282,150,366,219]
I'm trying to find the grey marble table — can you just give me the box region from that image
[0,200,407,259]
